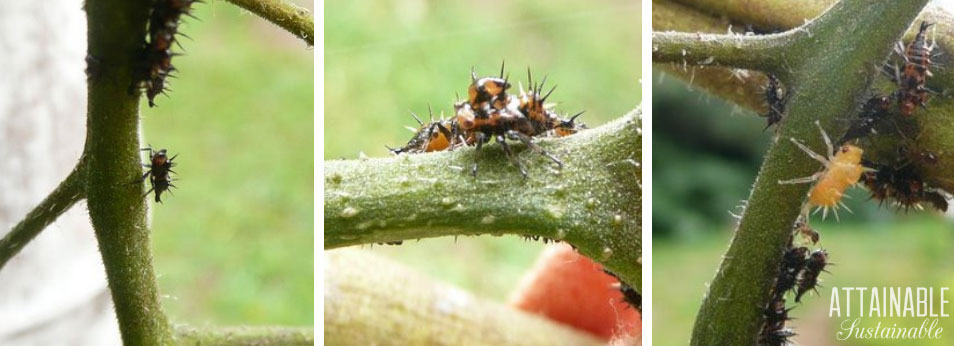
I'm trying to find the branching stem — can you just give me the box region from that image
[652,31,794,75]
[685,0,931,344]
[0,160,87,271]
[84,0,171,343]
[223,0,314,45]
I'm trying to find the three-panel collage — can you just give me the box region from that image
[2,0,954,345]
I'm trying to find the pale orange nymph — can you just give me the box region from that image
[779,121,869,220]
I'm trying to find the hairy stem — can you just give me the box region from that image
[325,111,641,288]
[668,0,833,30]
[85,0,171,343]
[325,249,605,345]
[223,0,314,45]
[0,160,87,271]
[651,30,793,74]
[174,325,314,345]
[689,0,930,344]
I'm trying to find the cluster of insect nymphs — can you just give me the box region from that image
[140,147,178,203]
[759,221,829,346]
[130,0,199,203]
[389,62,587,178]
[131,0,199,107]
[774,21,948,219]
[761,21,946,345]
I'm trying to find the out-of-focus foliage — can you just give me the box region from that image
[325,0,639,299]
[142,2,313,325]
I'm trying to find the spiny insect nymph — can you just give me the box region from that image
[780,121,867,220]
[140,147,177,203]
[896,21,936,116]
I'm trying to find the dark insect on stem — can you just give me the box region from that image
[762,74,785,130]
[775,246,808,295]
[839,94,891,144]
[140,147,177,203]
[521,235,558,244]
[861,149,949,212]
[131,0,199,107]
[602,269,641,311]
[795,249,829,302]
[85,54,103,82]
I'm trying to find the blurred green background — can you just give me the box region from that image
[141,1,313,326]
[653,69,954,345]
[325,0,639,301]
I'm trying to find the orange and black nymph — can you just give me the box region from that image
[895,21,936,116]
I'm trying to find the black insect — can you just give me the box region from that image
[795,249,829,302]
[140,147,177,203]
[776,246,809,294]
[618,281,641,311]
[760,327,796,346]
[602,269,641,311]
[132,0,199,107]
[763,299,794,331]
[861,149,949,213]
[763,74,785,130]
[839,94,892,144]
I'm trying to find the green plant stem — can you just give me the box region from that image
[669,0,833,30]
[174,325,314,345]
[85,0,171,343]
[651,31,791,74]
[223,0,314,45]
[325,249,605,346]
[0,161,87,271]
[689,0,929,344]
[325,111,641,288]
[653,1,954,116]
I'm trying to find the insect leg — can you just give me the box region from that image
[496,134,527,178]
[814,121,835,158]
[471,132,487,177]
[506,130,563,168]
[142,187,155,199]
[789,137,830,165]
[778,172,822,185]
